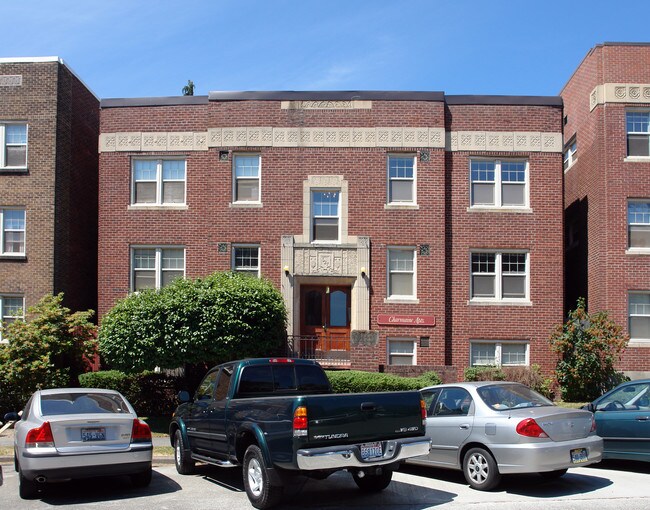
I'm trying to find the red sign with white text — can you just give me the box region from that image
[377,314,436,326]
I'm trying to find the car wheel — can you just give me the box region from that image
[174,429,195,475]
[540,468,568,480]
[18,468,39,500]
[462,447,501,491]
[352,468,393,492]
[243,444,282,509]
[130,465,152,488]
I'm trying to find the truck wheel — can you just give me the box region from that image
[174,429,195,475]
[18,468,39,500]
[243,445,282,509]
[462,447,501,491]
[352,469,393,492]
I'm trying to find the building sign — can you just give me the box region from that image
[377,314,435,326]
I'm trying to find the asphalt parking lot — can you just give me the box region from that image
[0,459,648,510]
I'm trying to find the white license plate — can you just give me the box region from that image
[570,447,588,463]
[81,427,106,442]
[360,441,382,460]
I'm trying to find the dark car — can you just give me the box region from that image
[585,379,650,463]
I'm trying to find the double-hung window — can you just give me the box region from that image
[563,138,577,170]
[470,159,527,208]
[131,247,185,291]
[388,155,416,204]
[471,251,528,301]
[470,341,528,366]
[0,295,24,342]
[0,123,27,169]
[628,201,650,250]
[232,245,260,277]
[627,111,650,157]
[312,190,339,242]
[1,208,25,256]
[132,159,186,205]
[233,154,260,202]
[388,248,416,299]
[387,338,416,365]
[629,292,650,341]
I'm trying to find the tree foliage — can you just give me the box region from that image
[98,272,287,373]
[0,293,97,408]
[550,298,628,402]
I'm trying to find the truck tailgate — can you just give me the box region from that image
[304,391,424,446]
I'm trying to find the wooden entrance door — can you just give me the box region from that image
[300,285,350,357]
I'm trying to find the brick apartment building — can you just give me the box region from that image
[0,57,99,340]
[562,42,650,378]
[98,92,564,379]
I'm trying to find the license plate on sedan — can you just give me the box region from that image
[570,448,588,464]
[81,427,106,442]
[360,441,382,460]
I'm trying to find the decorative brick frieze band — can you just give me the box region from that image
[99,128,562,152]
[590,83,650,111]
[0,75,22,86]
[281,100,372,110]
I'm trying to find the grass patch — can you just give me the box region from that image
[556,402,589,409]
[153,446,174,456]
[0,446,12,456]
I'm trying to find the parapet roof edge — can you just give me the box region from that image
[445,95,563,106]
[208,90,446,101]
[101,96,209,108]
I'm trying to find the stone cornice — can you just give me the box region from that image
[590,83,650,111]
[99,128,562,153]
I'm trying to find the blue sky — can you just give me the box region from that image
[2,1,650,99]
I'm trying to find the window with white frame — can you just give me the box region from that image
[1,208,25,255]
[470,341,528,366]
[471,251,528,301]
[387,155,416,204]
[388,248,416,299]
[0,123,28,168]
[233,154,260,202]
[629,292,650,341]
[0,295,24,342]
[387,338,416,365]
[563,138,577,170]
[131,247,185,291]
[132,159,186,205]
[627,111,650,157]
[232,245,260,277]
[470,159,527,208]
[311,190,340,242]
[628,201,650,249]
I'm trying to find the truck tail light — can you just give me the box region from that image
[25,421,55,448]
[293,406,308,437]
[420,399,427,425]
[269,358,294,363]
[516,418,549,438]
[131,418,152,443]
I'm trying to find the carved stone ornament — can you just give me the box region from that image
[0,75,22,86]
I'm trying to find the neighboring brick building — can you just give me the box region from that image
[562,42,650,378]
[0,57,99,339]
[98,92,564,379]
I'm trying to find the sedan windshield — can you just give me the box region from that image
[40,393,130,415]
[477,384,553,411]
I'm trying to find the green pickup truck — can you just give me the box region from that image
[169,358,430,509]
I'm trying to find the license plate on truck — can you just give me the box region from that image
[570,448,588,463]
[81,427,106,441]
[360,441,382,460]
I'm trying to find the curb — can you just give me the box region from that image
[0,455,176,465]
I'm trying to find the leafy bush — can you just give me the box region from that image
[0,294,97,410]
[464,364,556,399]
[326,370,441,393]
[463,366,506,382]
[550,298,629,402]
[98,272,287,372]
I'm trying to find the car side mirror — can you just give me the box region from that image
[177,391,191,403]
[580,403,595,413]
[4,412,19,422]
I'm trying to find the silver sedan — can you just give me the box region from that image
[4,388,153,499]
[408,382,603,490]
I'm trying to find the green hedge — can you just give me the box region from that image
[325,370,441,393]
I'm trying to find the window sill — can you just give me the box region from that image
[467,206,532,214]
[626,248,650,255]
[384,297,420,304]
[627,340,650,348]
[384,204,419,211]
[0,167,28,174]
[229,202,263,208]
[128,204,188,211]
[0,254,26,261]
[468,299,532,307]
[624,156,650,163]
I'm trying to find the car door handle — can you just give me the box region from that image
[361,402,377,412]
[459,424,470,429]
[636,416,650,421]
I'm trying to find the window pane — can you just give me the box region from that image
[502,275,526,298]
[235,156,260,178]
[501,162,526,182]
[4,231,25,253]
[628,135,650,157]
[502,253,526,273]
[502,344,527,365]
[389,340,414,354]
[389,355,413,365]
[236,180,259,201]
[471,161,495,182]
[162,182,185,203]
[313,218,338,241]
[471,253,495,273]
[472,275,495,297]
[630,226,650,248]
[627,112,650,133]
[3,209,25,230]
[312,191,339,216]
[471,343,496,365]
[161,270,183,287]
[630,293,650,315]
[6,146,26,166]
[390,180,413,202]
[390,273,413,296]
[134,249,156,269]
[234,247,259,270]
[389,250,414,271]
[3,297,23,317]
[134,271,155,290]
[162,249,184,269]
[630,316,650,339]
[135,182,156,203]
[162,160,185,180]
[5,124,27,143]
[502,183,525,206]
[389,157,414,179]
[472,183,495,205]
[134,160,157,180]
[329,290,348,327]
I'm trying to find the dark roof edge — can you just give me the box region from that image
[208,90,445,102]
[445,95,563,107]
[101,96,209,108]
[602,41,650,47]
